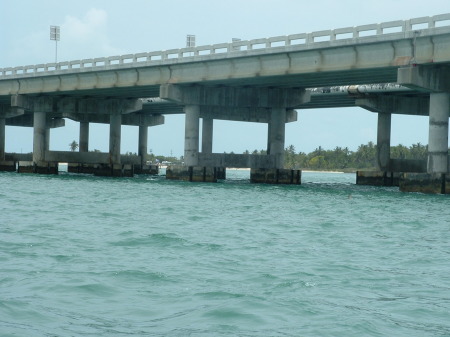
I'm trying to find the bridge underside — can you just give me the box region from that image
[0,16,450,191]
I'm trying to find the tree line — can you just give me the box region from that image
[69,140,432,171]
[244,142,429,171]
[281,142,428,171]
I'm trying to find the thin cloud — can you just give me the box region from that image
[5,8,121,67]
[61,8,121,60]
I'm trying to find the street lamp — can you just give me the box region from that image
[186,34,196,48]
[186,34,195,57]
[50,25,60,63]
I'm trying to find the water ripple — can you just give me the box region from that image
[1,171,450,336]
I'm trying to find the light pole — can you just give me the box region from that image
[50,25,60,63]
[186,34,196,48]
[186,34,195,56]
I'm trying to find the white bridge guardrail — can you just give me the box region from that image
[1,13,449,79]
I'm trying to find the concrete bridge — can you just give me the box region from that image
[1,13,450,192]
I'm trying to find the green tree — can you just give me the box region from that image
[69,140,79,152]
[284,145,297,169]
[409,142,427,160]
[391,144,409,159]
[309,155,327,169]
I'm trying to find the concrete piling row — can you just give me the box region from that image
[0,72,449,191]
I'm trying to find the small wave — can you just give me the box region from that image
[109,233,186,247]
[74,283,117,297]
[195,291,245,299]
[111,269,171,283]
[202,307,265,324]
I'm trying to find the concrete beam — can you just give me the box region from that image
[12,95,143,115]
[63,112,164,127]
[49,118,65,128]
[398,65,450,92]
[76,98,143,115]
[5,115,64,128]
[11,95,54,112]
[198,153,278,169]
[356,96,430,115]
[0,104,25,119]
[160,84,310,108]
[390,158,427,172]
[5,114,34,127]
[199,106,297,123]
[5,153,32,161]
[45,151,109,164]
[44,150,142,165]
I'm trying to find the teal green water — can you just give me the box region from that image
[1,170,449,336]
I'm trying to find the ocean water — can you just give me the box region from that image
[1,169,449,337]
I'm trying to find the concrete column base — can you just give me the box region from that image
[399,173,449,194]
[18,161,58,174]
[166,166,218,182]
[134,164,159,175]
[356,171,400,186]
[68,163,99,174]
[0,161,17,172]
[94,164,134,177]
[250,168,301,184]
[216,167,226,180]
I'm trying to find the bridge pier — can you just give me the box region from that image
[26,107,57,174]
[427,93,449,174]
[356,112,396,186]
[400,93,450,193]
[138,124,147,167]
[268,108,286,168]
[80,121,89,152]
[202,117,213,154]
[68,120,97,174]
[160,84,308,183]
[0,116,15,171]
[397,66,450,193]
[0,116,5,161]
[95,111,130,177]
[200,117,225,179]
[184,104,200,167]
[133,123,156,174]
[33,111,46,165]
[355,94,430,187]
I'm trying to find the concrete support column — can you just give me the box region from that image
[377,113,391,171]
[79,121,89,152]
[202,118,213,154]
[138,125,148,166]
[33,111,47,164]
[45,128,50,152]
[269,108,286,168]
[427,93,449,173]
[109,112,121,165]
[184,105,200,166]
[0,117,5,161]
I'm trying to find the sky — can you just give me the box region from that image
[1,0,449,157]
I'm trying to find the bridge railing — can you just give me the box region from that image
[1,13,449,78]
